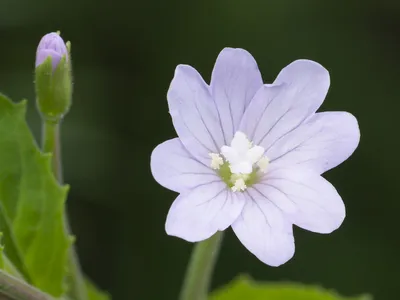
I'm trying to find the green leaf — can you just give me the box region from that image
[210,276,372,300]
[0,233,23,279]
[2,255,24,280]
[0,94,71,296]
[86,278,111,300]
[0,233,4,269]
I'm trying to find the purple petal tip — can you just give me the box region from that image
[35,32,68,70]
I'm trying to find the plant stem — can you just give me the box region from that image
[42,120,87,300]
[179,232,223,300]
[42,121,62,181]
[0,269,52,300]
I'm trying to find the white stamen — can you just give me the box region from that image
[257,156,270,173]
[231,178,246,192]
[209,153,223,170]
[230,173,250,184]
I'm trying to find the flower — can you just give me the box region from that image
[35,32,72,121]
[151,48,360,266]
[35,32,68,71]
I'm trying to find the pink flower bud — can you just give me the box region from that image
[35,32,68,70]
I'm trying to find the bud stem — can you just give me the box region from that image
[41,120,87,300]
[179,232,223,300]
[42,121,63,181]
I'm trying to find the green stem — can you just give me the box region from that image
[179,232,223,300]
[0,269,52,300]
[42,121,63,181]
[42,120,87,300]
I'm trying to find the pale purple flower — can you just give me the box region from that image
[151,48,360,266]
[35,32,68,70]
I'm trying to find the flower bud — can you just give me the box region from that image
[36,32,68,70]
[35,32,72,122]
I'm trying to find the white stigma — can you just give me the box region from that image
[221,132,265,175]
[209,131,270,192]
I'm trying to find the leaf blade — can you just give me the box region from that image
[0,94,71,296]
[210,276,372,300]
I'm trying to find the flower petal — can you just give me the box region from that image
[267,112,360,174]
[166,182,245,242]
[151,138,219,193]
[168,65,225,164]
[240,60,330,150]
[210,48,263,143]
[260,168,345,234]
[231,189,295,266]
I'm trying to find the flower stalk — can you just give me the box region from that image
[42,121,63,181]
[37,32,87,300]
[179,232,223,300]
[41,120,87,300]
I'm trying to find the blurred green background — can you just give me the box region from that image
[0,0,398,299]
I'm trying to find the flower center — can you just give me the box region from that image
[209,131,269,192]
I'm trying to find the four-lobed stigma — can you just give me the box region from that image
[209,131,269,192]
